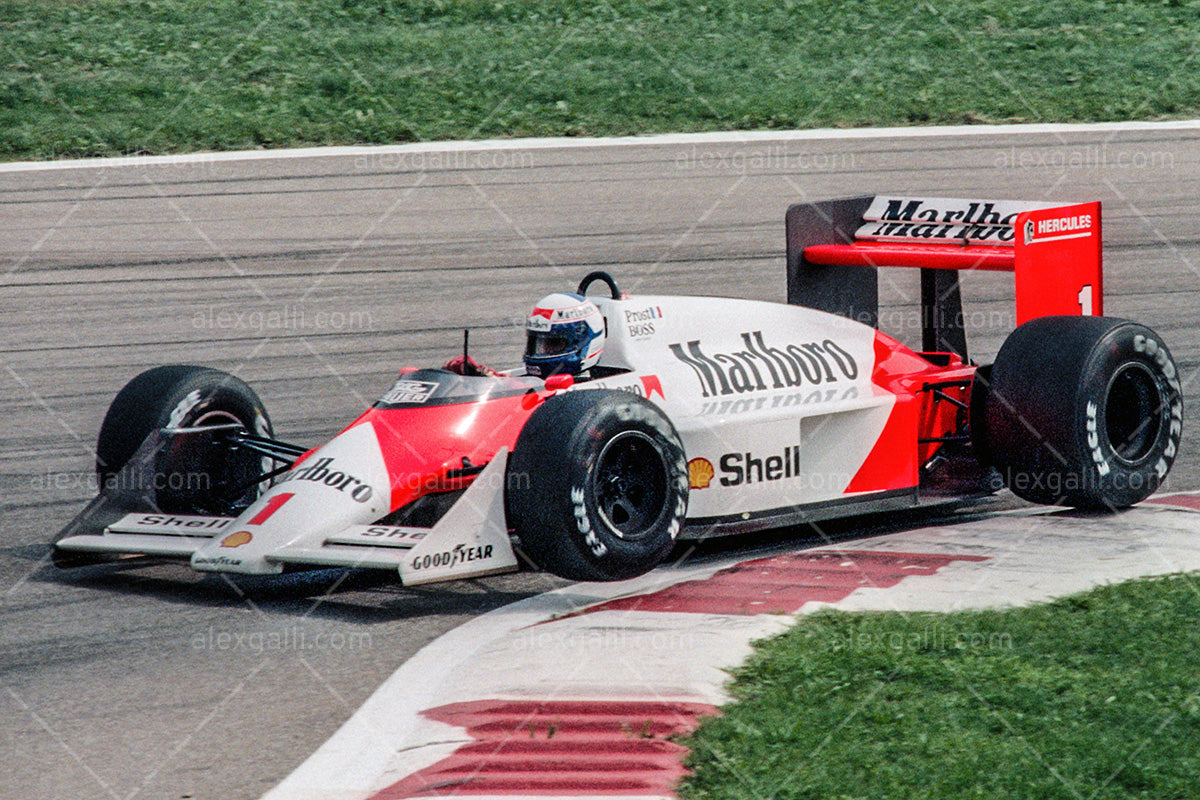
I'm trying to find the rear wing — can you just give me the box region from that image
[786,196,1102,359]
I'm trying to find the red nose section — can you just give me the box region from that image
[348,395,535,512]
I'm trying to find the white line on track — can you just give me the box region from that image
[3,119,1200,174]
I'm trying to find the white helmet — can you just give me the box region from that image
[524,293,605,378]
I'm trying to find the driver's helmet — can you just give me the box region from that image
[524,293,605,378]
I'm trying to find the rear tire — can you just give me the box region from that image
[95,365,272,512]
[980,316,1182,509]
[507,391,688,582]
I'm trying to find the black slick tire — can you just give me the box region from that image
[507,390,688,582]
[981,316,1182,509]
[95,365,272,512]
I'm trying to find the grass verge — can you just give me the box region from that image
[678,573,1200,799]
[3,0,1200,160]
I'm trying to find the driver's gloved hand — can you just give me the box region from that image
[442,355,500,377]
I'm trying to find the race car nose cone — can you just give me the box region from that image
[190,421,390,574]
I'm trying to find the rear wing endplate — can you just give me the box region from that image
[786,196,1103,358]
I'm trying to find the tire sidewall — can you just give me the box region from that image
[509,391,689,582]
[568,396,688,570]
[96,366,271,511]
[1072,325,1182,507]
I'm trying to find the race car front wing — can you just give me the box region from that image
[54,440,520,586]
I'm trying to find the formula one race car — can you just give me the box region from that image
[54,196,1183,584]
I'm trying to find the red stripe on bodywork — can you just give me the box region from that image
[247,492,293,525]
[843,392,918,494]
[640,374,665,400]
[844,331,923,495]
[370,699,718,798]
[575,550,989,616]
[849,329,979,494]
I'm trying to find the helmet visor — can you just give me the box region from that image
[533,335,571,356]
[526,322,585,358]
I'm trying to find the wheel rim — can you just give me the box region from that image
[162,408,259,511]
[593,431,670,541]
[192,409,242,428]
[1105,362,1164,466]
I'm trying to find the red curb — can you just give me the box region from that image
[370,700,719,798]
[1144,492,1200,511]
[371,551,985,798]
[576,550,989,616]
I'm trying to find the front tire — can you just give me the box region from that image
[95,365,272,513]
[507,390,688,582]
[980,316,1182,509]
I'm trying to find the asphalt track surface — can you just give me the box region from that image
[2,123,1200,800]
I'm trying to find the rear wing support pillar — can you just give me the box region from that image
[785,196,878,327]
[921,268,968,358]
[786,196,970,360]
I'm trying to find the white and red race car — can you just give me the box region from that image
[54,196,1183,584]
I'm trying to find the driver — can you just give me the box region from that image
[444,292,606,379]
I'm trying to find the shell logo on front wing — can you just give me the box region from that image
[220,530,253,548]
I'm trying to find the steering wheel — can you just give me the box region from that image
[576,271,623,299]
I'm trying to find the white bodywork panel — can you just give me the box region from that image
[584,294,896,521]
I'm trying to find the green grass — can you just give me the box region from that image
[678,573,1200,799]
[3,0,1200,160]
